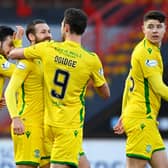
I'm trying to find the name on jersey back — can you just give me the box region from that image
[54,55,77,68]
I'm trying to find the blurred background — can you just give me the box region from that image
[1,0,168,168]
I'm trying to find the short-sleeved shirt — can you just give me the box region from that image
[122,38,163,120]
[24,40,106,128]
[0,54,15,98]
[7,59,44,126]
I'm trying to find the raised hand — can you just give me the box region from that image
[14,25,24,41]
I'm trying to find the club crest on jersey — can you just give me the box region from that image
[99,68,104,76]
[17,62,26,69]
[1,61,10,69]
[145,60,157,67]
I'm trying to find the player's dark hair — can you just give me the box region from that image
[143,10,166,23]
[0,26,14,42]
[64,8,88,35]
[26,19,47,41]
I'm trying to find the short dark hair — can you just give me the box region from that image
[26,19,47,40]
[64,8,88,35]
[0,26,14,41]
[143,10,166,23]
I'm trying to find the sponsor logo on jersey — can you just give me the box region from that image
[99,68,104,75]
[17,62,26,69]
[1,61,10,69]
[145,60,158,67]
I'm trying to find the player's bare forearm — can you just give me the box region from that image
[8,48,25,59]
[95,83,110,99]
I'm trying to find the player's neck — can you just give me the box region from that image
[65,34,81,45]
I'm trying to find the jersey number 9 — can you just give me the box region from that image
[51,69,69,99]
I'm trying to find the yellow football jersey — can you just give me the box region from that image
[24,40,106,128]
[5,59,44,126]
[0,55,15,77]
[0,54,15,98]
[122,38,163,120]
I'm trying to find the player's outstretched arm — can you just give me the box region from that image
[8,48,25,59]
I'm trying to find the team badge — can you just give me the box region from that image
[34,149,40,158]
[146,145,152,153]
[145,60,158,67]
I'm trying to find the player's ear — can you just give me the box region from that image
[28,33,35,42]
[64,23,70,33]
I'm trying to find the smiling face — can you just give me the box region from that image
[27,22,52,45]
[142,19,166,46]
[33,23,52,43]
